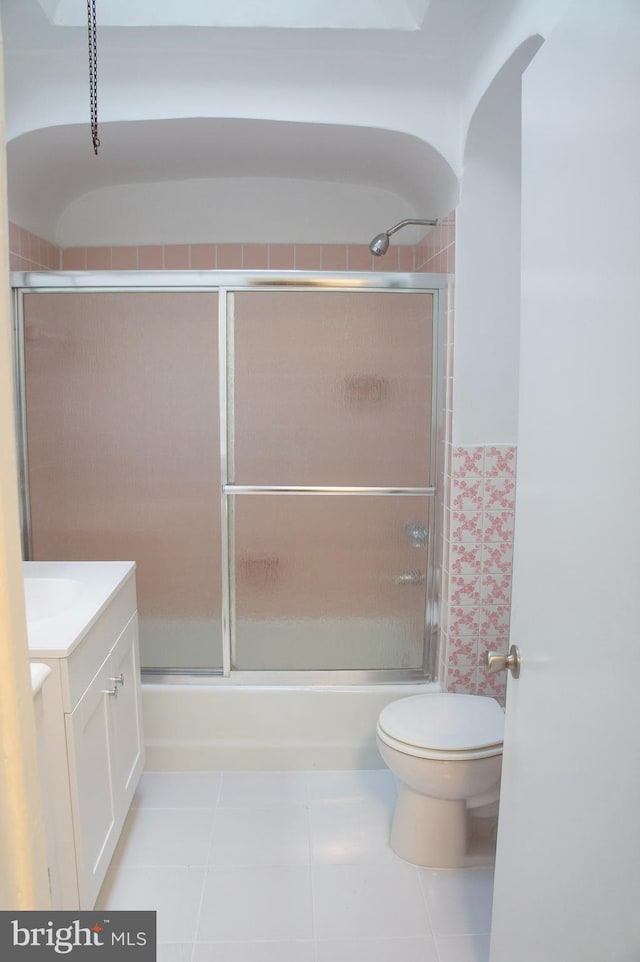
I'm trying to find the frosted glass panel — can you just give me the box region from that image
[233,495,429,670]
[231,291,433,486]
[23,292,221,670]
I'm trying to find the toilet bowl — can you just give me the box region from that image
[376,692,504,868]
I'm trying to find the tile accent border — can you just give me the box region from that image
[440,444,517,705]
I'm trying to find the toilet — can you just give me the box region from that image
[376,692,504,868]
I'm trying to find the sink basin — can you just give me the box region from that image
[24,577,83,622]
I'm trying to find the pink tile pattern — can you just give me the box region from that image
[415,211,455,274]
[440,443,518,706]
[8,212,459,281]
[9,222,60,271]
[15,241,448,274]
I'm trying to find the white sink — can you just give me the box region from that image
[24,576,83,622]
[23,561,136,657]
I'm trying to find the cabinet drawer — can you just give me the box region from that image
[63,575,137,711]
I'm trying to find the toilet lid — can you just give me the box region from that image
[377,693,504,752]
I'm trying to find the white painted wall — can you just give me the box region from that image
[453,38,541,446]
[56,177,418,248]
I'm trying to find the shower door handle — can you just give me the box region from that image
[393,571,426,586]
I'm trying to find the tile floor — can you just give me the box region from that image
[97,771,494,962]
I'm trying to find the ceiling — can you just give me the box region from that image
[0,0,558,246]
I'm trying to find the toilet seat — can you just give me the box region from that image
[377,692,504,761]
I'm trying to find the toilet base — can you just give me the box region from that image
[390,784,497,869]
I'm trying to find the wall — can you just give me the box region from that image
[435,43,543,704]
[0,39,50,908]
[453,38,541,447]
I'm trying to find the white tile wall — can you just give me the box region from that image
[97,772,494,962]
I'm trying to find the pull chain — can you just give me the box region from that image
[87,0,100,154]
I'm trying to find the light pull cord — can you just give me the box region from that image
[87,0,100,154]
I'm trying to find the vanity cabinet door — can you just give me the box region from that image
[65,615,145,908]
[65,664,117,908]
[109,614,145,812]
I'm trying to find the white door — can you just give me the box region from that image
[490,2,640,960]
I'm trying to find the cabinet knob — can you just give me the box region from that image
[110,673,125,687]
[102,686,118,697]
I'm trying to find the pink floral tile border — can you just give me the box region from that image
[441,444,517,706]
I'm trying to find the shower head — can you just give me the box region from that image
[369,233,390,256]
[368,218,438,257]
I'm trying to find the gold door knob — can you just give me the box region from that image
[484,644,521,679]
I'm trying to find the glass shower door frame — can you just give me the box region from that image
[12,270,447,684]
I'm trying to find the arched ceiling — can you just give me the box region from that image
[0,0,564,245]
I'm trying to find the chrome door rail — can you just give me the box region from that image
[223,485,436,496]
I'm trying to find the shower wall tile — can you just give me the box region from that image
[269,245,296,270]
[416,210,456,274]
[112,246,139,269]
[9,222,61,271]
[86,246,112,269]
[441,444,517,706]
[164,245,190,270]
[190,244,216,270]
[17,239,453,275]
[61,247,87,270]
[242,244,269,270]
[398,246,415,272]
[346,246,375,272]
[216,245,243,269]
[295,245,322,271]
[320,245,348,271]
[138,246,164,269]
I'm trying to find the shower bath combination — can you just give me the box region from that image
[369,218,438,256]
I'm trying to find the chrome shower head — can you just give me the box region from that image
[369,232,390,256]
[368,218,438,257]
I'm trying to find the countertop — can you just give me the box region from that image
[24,560,136,658]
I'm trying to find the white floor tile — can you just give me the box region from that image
[196,866,314,942]
[312,862,431,941]
[112,807,215,866]
[316,937,439,962]
[96,865,206,943]
[436,933,491,962]
[132,773,222,809]
[218,772,308,809]
[208,807,310,865]
[310,800,394,864]
[419,868,494,936]
[100,771,497,956]
[307,770,396,808]
[193,942,316,962]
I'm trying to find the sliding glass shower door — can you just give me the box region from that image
[22,291,223,670]
[19,280,438,677]
[227,290,435,671]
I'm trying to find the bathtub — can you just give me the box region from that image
[142,681,441,771]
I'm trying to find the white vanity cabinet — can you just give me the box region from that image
[26,561,144,910]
